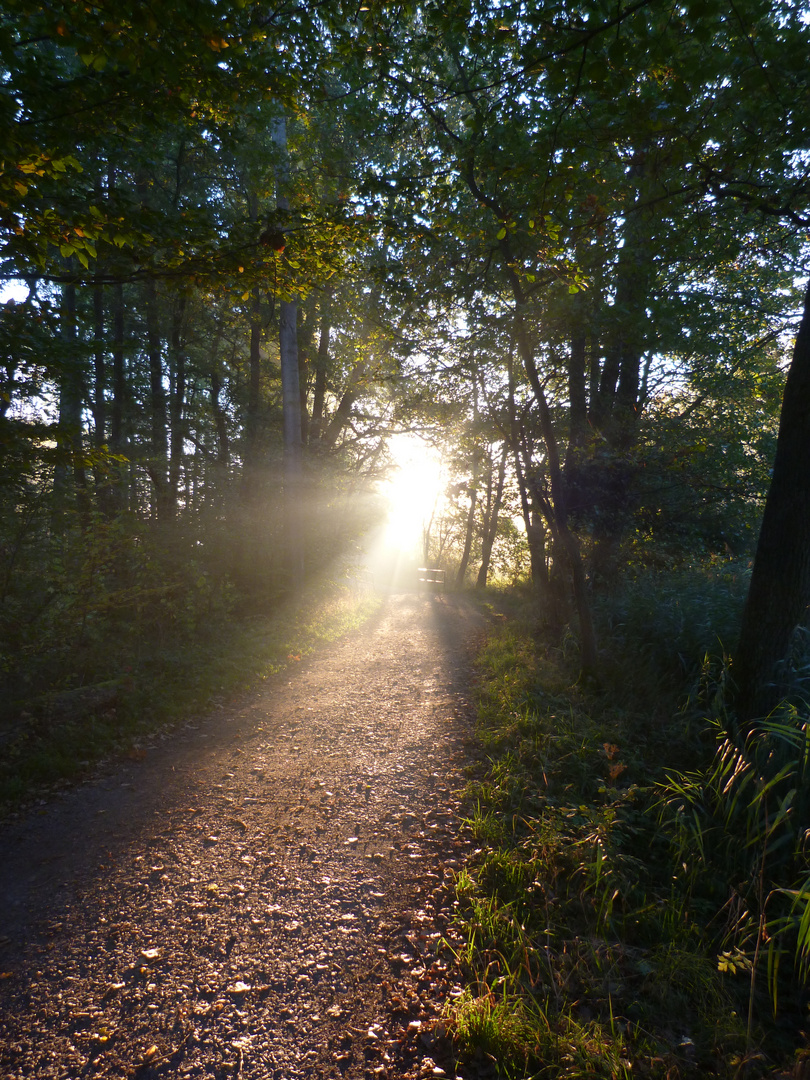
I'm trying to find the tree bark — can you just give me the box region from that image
[460,150,597,671]
[54,270,90,523]
[168,294,187,516]
[455,475,478,588]
[321,361,367,451]
[476,442,507,588]
[210,368,230,471]
[566,332,589,463]
[456,379,480,588]
[241,288,263,504]
[145,278,171,521]
[110,280,125,460]
[510,308,598,675]
[590,162,652,444]
[309,290,331,444]
[271,113,304,591]
[734,277,810,728]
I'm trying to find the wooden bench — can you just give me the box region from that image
[417,567,445,592]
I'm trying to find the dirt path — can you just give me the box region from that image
[0,593,489,1080]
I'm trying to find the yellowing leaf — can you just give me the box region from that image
[496,227,507,240]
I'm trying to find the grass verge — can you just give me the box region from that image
[443,576,804,1079]
[0,578,380,815]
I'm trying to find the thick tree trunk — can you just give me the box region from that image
[280,299,303,471]
[297,302,311,444]
[734,278,810,728]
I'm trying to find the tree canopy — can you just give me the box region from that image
[1,0,809,706]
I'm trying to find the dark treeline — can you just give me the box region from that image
[2,0,810,743]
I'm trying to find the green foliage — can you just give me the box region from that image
[659,697,810,1030]
[448,573,810,1078]
[0,565,380,812]
[593,560,750,703]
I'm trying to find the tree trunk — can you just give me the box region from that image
[145,278,171,521]
[168,295,187,516]
[511,308,598,675]
[321,360,367,451]
[54,271,90,523]
[92,274,105,449]
[297,302,311,444]
[460,151,598,671]
[590,161,652,444]
[241,288,263,503]
[455,478,478,588]
[476,441,507,588]
[566,332,588,459]
[513,443,546,586]
[309,290,331,444]
[210,368,230,471]
[734,277,810,729]
[456,378,480,588]
[110,280,125,457]
[271,113,304,591]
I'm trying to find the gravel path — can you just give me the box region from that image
[0,593,488,1080]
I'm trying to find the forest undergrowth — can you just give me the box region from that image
[0,515,380,814]
[447,564,810,1079]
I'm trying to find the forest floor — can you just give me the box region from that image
[0,592,492,1080]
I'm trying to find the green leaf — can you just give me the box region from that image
[496,227,507,240]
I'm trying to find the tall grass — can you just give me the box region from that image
[445,569,810,1078]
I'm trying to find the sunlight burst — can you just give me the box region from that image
[381,435,444,558]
